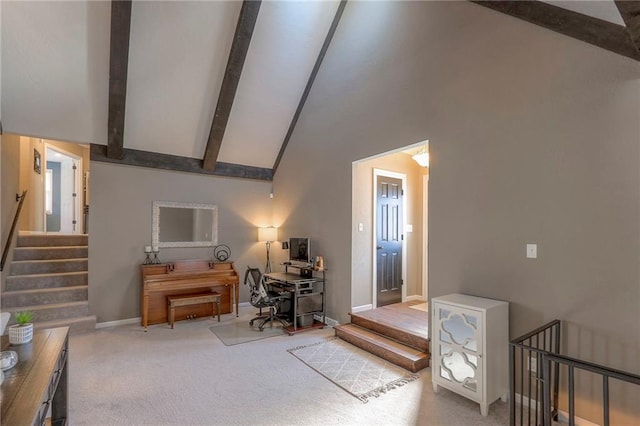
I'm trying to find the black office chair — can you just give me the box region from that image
[244,267,290,331]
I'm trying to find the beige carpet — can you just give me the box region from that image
[68,305,509,425]
[209,321,284,346]
[288,336,420,403]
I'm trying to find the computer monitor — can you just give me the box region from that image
[289,237,310,265]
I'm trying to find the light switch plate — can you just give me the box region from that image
[358,223,364,232]
[526,244,537,259]
[406,224,413,232]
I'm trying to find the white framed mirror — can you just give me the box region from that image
[152,201,218,248]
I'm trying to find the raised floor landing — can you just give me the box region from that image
[334,300,430,372]
[355,300,429,339]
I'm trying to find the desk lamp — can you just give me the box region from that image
[258,227,278,273]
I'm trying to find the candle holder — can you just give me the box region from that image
[143,247,152,265]
[151,248,161,264]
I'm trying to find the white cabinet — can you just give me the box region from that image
[431,294,509,416]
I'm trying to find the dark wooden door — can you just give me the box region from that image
[376,175,403,307]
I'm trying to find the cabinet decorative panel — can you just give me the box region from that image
[432,294,508,416]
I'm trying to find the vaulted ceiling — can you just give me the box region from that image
[3,1,640,181]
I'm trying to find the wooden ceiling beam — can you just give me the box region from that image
[615,1,640,55]
[202,1,262,172]
[91,144,273,181]
[471,1,640,61]
[272,0,347,174]
[107,0,132,160]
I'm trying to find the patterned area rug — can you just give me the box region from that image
[288,337,421,403]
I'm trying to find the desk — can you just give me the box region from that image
[264,268,326,335]
[141,260,239,330]
[1,327,69,426]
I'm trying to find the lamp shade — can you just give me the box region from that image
[258,226,278,242]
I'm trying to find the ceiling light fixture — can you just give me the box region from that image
[412,150,429,168]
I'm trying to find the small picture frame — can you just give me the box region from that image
[33,149,41,174]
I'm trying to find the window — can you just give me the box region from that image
[45,169,53,215]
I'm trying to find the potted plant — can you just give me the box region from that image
[8,311,34,345]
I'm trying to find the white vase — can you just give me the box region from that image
[8,323,33,345]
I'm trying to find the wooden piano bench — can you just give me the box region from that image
[167,292,221,329]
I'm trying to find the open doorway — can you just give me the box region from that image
[43,144,83,234]
[351,140,429,313]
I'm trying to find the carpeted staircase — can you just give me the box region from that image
[334,309,430,373]
[2,233,96,334]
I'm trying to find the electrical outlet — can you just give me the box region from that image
[527,356,538,374]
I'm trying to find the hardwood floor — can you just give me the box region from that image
[354,301,428,338]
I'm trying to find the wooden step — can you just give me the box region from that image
[335,324,430,373]
[350,311,429,351]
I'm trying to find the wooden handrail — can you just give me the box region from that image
[0,190,27,272]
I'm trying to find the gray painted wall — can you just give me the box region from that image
[274,0,639,383]
[2,0,639,420]
[1,134,21,286]
[1,1,109,144]
[18,138,45,232]
[89,162,275,322]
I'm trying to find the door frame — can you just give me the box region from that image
[43,143,83,234]
[422,173,429,302]
[372,168,407,308]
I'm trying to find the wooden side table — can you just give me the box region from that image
[1,327,69,425]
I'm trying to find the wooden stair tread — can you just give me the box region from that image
[5,271,88,279]
[3,285,88,295]
[350,313,427,339]
[3,300,88,311]
[335,324,429,361]
[12,258,87,264]
[14,245,88,250]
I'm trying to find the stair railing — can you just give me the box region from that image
[510,319,640,426]
[509,320,561,426]
[541,350,640,426]
[0,190,27,272]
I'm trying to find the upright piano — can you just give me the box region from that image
[141,260,239,330]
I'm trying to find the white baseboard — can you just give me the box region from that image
[405,295,425,302]
[514,393,599,426]
[96,317,141,329]
[556,410,600,426]
[351,304,373,313]
[94,307,337,330]
[314,314,339,327]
